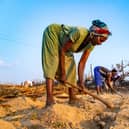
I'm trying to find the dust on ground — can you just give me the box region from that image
[0,84,129,129]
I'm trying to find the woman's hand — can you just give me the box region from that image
[77,80,85,90]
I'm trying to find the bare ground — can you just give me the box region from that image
[0,84,129,129]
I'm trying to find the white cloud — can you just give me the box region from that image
[0,59,13,67]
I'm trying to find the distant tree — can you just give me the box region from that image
[115,60,129,80]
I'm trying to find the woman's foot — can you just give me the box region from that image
[69,97,79,104]
[45,99,56,108]
[69,97,85,108]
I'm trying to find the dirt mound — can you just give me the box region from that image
[20,100,99,129]
[0,85,129,129]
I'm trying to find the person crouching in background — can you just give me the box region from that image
[94,66,120,94]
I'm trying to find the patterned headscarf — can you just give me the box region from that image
[89,19,112,37]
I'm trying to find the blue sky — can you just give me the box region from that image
[0,0,129,84]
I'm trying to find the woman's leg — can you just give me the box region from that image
[94,66,103,94]
[46,77,55,106]
[96,86,100,94]
[69,87,77,103]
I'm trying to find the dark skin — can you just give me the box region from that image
[60,35,108,85]
[60,40,73,82]
[97,71,118,94]
[46,35,108,106]
[60,39,91,86]
[106,72,113,88]
[106,71,118,90]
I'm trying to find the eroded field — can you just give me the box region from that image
[0,84,129,129]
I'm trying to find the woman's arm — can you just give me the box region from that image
[60,40,73,82]
[78,49,91,87]
[106,72,113,88]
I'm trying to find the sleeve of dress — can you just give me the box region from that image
[69,28,80,43]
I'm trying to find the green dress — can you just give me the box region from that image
[42,24,94,85]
